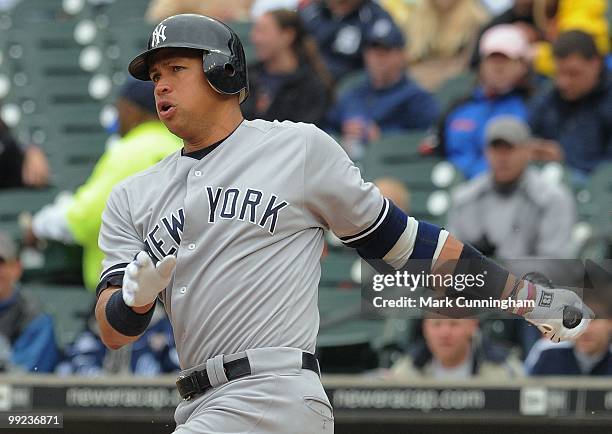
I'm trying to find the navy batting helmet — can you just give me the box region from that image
[128,14,249,104]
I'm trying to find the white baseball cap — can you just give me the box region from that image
[479,24,529,60]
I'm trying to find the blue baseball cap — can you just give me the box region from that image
[119,77,157,114]
[364,19,405,49]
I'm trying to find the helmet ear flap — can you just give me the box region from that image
[203,51,246,98]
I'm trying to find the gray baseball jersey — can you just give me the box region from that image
[97,119,384,369]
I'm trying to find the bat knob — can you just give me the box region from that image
[562,305,583,329]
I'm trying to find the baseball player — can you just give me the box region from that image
[94,14,593,434]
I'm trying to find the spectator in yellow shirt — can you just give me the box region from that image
[28,79,182,290]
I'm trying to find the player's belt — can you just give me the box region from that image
[176,351,320,400]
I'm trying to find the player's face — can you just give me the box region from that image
[554,53,602,101]
[486,141,530,184]
[574,319,611,356]
[148,48,218,140]
[422,319,477,367]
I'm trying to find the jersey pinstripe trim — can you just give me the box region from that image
[100,262,129,281]
[340,198,389,245]
[96,262,129,297]
[99,262,129,282]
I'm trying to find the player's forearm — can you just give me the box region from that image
[432,234,528,308]
[95,287,153,350]
[344,200,529,308]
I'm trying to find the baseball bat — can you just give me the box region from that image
[562,305,583,329]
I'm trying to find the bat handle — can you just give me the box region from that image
[562,305,583,329]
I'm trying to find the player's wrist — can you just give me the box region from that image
[106,289,155,337]
[506,278,537,316]
[132,302,155,314]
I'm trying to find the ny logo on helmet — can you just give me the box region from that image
[151,23,167,48]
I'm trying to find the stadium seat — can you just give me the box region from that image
[25,284,94,348]
[320,252,359,287]
[436,70,476,107]
[363,131,425,169]
[0,0,64,28]
[317,286,384,372]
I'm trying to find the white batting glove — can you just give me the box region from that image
[122,251,177,307]
[523,284,593,343]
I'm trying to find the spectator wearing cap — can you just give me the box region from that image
[470,0,543,69]
[28,79,182,290]
[438,24,532,179]
[298,0,402,81]
[447,116,576,357]
[0,231,59,373]
[528,30,612,183]
[447,116,576,261]
[326,23,439,158]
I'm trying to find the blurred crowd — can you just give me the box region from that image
[0,0,611,378]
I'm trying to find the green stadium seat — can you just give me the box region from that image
[586,162,612,235]
[102,21,154,72]
[335,70,367,97]
[25,284,94,348]
[436,71,476,107]
[363,131,425,169]
[364,157,461,189]
[22,241,84,286]
[320,252,359,287]
[0,188,58,224]
[0,0,63,28]
[94,0,150,24]
[317,287,384,346]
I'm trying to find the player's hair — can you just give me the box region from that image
[267,9,335,99]
[552,30,600,60]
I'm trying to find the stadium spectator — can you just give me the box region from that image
[146,0,253,23]
[447,116,576,356]
[399,0,489,90]
[374,177,410,213]
[438,24,531,179]
[298,0,401,81]
[0,231,59,373]
[447,116,575,260]
[251,0,299,18]
[448,116,578,353]
[56,303,179,376]
[391,316,523,380]
[0,119,49,189]
[28,79,182,290]
[326,23,439,159]
[530,0,609,77]
[241,9,333,125]
[528,30,612,183]
[526,295,612,376]
[470,0,543,68]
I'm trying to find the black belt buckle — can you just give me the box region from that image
[176,373,200,401]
